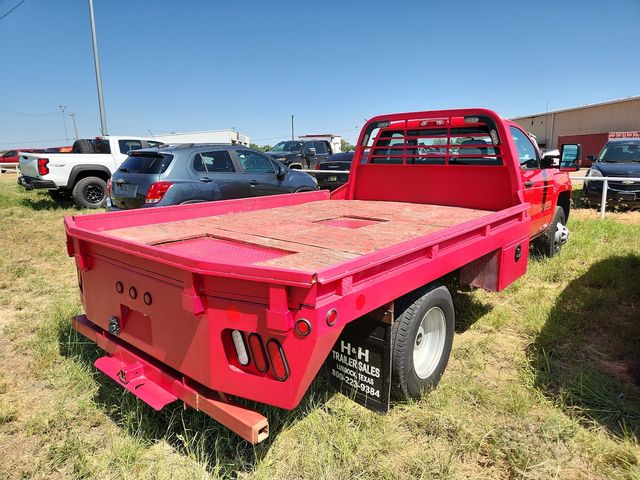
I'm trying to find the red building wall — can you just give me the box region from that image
[558,132,610,167]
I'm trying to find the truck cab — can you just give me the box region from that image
[65,108,579,443]
[266,139,334,170]
[18,136,162,208]
[359,117,577,255]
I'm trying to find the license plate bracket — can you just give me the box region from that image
[327,312,392,413]
[114,183,138,198]
[619,192,636,201]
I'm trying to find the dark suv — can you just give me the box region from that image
[265,140,333,169]
[584,138,640,208]
[107,144,319,211]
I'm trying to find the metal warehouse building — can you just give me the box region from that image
[512,96,640,166]
[152,129,250,146]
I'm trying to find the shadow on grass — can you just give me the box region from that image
[20,193,76,211]
[529,254,640,438]
[58,322,336,477]
[449,285,493,333]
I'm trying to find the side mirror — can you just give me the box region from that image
[271,160,285,179]
[306,147,317,157]
[587,155,596,162]
[559,143,581,172]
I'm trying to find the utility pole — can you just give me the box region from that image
[291,114,294,141]
[58,105,69,144]
[69,113,79,140]
[88,0,108,135]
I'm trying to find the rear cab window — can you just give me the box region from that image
[119,140,144,155]
[95,139,112,154]
[367,117,502,166]
[119,153,174,174]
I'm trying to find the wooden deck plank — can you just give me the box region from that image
[104,200,490,272]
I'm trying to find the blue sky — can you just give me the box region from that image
[1,0,639,147]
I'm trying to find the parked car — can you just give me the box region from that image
[17,136,162,208]
[315,152,353,190]
[66,108,580,443]
[1,148,44,172]
[584,137,640,208]
[107,144,319,210]
[265,139,335,169]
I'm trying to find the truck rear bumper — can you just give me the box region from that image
[18,175,57,190]
[72,314,269,444]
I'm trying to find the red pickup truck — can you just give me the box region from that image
[65,109,580,443]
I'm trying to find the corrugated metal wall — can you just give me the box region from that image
[512,97,640,149]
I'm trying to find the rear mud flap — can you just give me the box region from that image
[327,314,392,413]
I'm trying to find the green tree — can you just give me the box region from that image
[249,143,272,152]
[341,139,355,152]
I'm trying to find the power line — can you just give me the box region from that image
[0,108,58,117]
[0,138,68,147]
[0,0,28,22]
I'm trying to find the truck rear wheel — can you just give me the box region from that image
[391,284,455,400]
[72,176,107,209]
[534,206,567,257]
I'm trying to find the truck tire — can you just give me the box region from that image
[534,206,567,257]
[391,284,455,400]
[72,139,95,154]
[72,176,107,209]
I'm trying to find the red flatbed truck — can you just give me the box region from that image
[65,109,580,443]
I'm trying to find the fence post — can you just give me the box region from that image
[600,179,608,219]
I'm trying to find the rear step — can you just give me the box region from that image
[73,315,269,444]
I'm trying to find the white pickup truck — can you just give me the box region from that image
[18,136,162,208]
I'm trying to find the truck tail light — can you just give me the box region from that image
[37,158,49,175]
[106,179,111,196]
[266,339,289,381]
[231,330,249,366]
[145,181,173,204]
[248,333,269,373]
[326,309,338,326]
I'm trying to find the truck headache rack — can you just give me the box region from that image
[73,315,269,444]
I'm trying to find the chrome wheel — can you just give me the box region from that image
[553,222,569,254]
[413,306,447,379]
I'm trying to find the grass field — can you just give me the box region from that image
[1,174,640,479]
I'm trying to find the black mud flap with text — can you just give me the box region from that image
[327,309,392,413]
